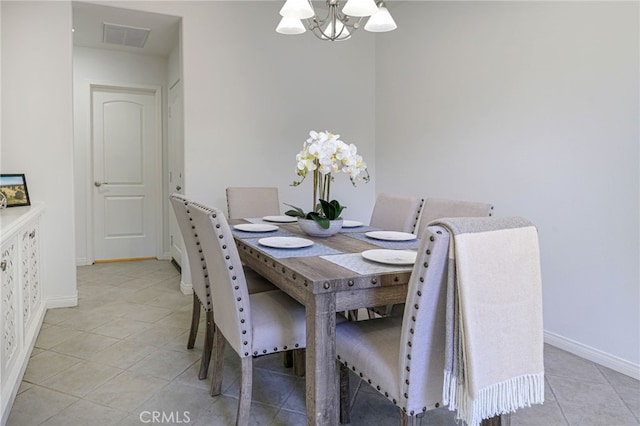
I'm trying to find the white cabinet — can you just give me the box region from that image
[0,204,45,425]
[1,235,20,391]
[20,219,41,339]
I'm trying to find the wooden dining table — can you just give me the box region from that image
[231,219,413,425]
[231,219,504,426]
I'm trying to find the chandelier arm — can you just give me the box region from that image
[345,16,365,31]
[306,17,321,32]
[301,0,366,41]
[308,24,331,40]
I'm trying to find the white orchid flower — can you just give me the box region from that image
[317,164,332,175]
[297,158,315,172]
[291,129,370,196]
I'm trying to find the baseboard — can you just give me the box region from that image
[180,281,193,296]
[77,255,172,266]
[76,257,92,266]
[544,330,640,380]
[46,295,78,309]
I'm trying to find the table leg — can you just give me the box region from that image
[481,413,508,426]
[305,292,338,426]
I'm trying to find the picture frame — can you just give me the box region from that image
[0,174,31,207]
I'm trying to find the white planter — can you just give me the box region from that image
[297,218,343,237]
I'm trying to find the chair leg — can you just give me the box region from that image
[198,310,214,380]
[480,414,507,426]
[210,325,225,396]
[339,363,350,425]
[400,409,423,426]
[283,350,293,368]
[293,349,306,376]
[236,357,253,426]
[187,293,201,349]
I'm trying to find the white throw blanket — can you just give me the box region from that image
[432,216,545,426]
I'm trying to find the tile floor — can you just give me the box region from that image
[7,260,640,425]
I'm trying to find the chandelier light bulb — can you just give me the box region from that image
[342,0,378,17]
[280,0,315,19]
[364,5,397,32]
[276,16,307,34]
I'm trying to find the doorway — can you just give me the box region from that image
[72,3,182,265]
[91,85,161,261]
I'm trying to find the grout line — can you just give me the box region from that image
[595,363,640,423]
[544,375,571,425]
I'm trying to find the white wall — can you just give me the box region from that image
[1,1,77,307]
[375,1,639,374]
[182,2,376,218]
[73,47,168,264]
[101,1,377,222]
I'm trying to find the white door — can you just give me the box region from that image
[168,80,185,266]
[92,86,160,261]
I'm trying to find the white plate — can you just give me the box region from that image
[258,236,314,249]
[365,231,417,241]
[362,249,417,266]
[342,220,363,228]
[262,215,297,223]
[233,223,278,232]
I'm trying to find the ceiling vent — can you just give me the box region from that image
[102,23,150,48]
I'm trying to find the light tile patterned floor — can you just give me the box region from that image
[7,260,640,425]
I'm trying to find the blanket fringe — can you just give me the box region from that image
[448,372,544,426]
[443,370,458,408]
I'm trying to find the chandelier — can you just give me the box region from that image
[276,0,397,41]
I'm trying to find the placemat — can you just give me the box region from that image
[343,232,421,250]
[242,238,343,259]
[321,253,414,275]
[339,225,379,233]
[232,227,297,239]
[245,217,297,225]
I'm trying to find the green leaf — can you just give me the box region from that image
[319,199,345,220]
[308,212,330,229]
[284,203,306,218]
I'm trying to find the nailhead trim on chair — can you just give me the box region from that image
[399,228,444,415]
[180,200,213,312]
[336,228,445,417]
[192,202,252,355]
[193,201,306,359]
[400,232,432,414]
[411,198,425,234]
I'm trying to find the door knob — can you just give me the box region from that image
[94,181,103,187]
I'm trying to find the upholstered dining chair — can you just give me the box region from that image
[226,186,281,219]
[188,202,307,426]
[337,225,450,425]
[169,193,215,380]
[361,193,424,320]
[371,197,494,319]
[225,185,303,372]
[415,197,494,237]
[369,192,424,234]
[169,193,275,381]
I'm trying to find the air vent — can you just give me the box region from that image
[103,23,150,48]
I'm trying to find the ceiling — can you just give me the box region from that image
[72,2,180,57]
